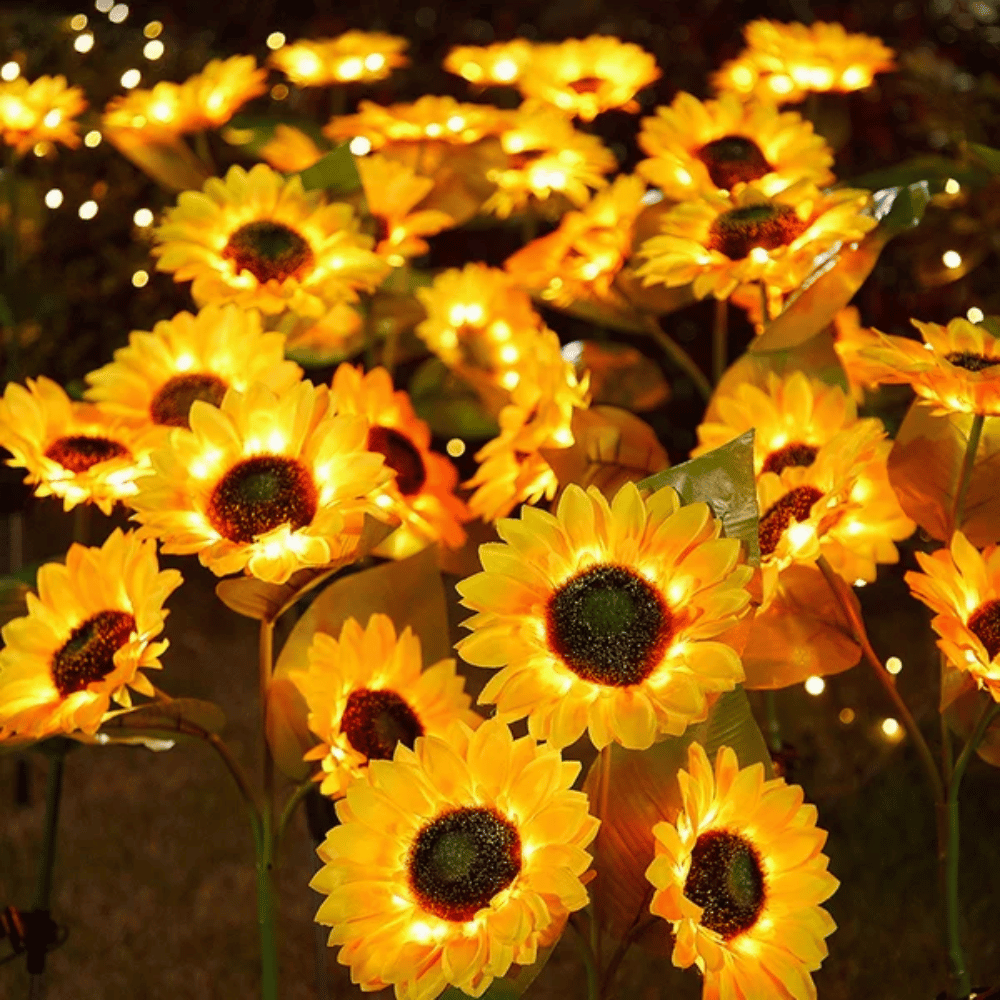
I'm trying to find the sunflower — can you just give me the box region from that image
[103,81,200,135]
[714,19,895,104]
[130,381,392,583]
[0,75,86,154]
[856,316,1000,416]
[516,35,661,122]
[330,364,469,555]
[312,716,598,999]
[291,614,480,799]
[444,40,533,87]
[832,307,885,403]
[636,92,834,201]
[647,742,838,1000]
[484,105,617,218]
[457,482,753,750]
[636,179,876,300]
[182,55,268,129]
[270,32,409,87]
[151,163,389,317]
[505,174,647,308]
[466,445,560,524]
[907,532,1000,702]
[357,154,455,266]
[84,304,302,439]
[0,377,148,514]
[0,530,182,740]
[257,124,325,173]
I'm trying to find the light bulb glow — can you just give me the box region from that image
[133,208,154,227]
[121,68,141,89]
[143,20,163,38]
[78,199,98,219]
[942,250,963,270]
[132,269,149,287]
[349,136,372,156]
[886,656,902,675]
[143,39,164,60]
[84,129,102,147]
[266,32,286,50]
[446,438,466,458]
[108,3,129,23]
[968,307,985,323]
[881,717,902,739]
[804,675,825,695]
[44,188,64,209]
[74,32,95,53]
[0,62,20,82]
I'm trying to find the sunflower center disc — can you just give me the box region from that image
[44,435,132,474]
[945,351,1000,373]
[367,425,427,496]
[697,135,772,190]
[206,455,318,544]
[708,203,808,261]
[684,829,766,940]
[221,220,315,285]
[408,806,522,922]
[51,609,136,697]
[568,76,603,94]
[150,373,229,428]
[967,599,1000,661]
[340,688,424,761]
[761,441,819,476]
[758,484,824,558]
[547,564,672,687]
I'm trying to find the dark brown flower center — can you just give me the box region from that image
[44,435,132,473]
[340,688,424,761]
[684,829,766,940]
[708,203,808,261]
[568,76,603,94]
[546,564,673,687]
[945,352,1000,373]
[221,220,315,285]
[206,455,318,544]
[367,425,427,497]
[697,135,772,191]
[968,599,1000,661]
[51,609,136,697]
[408,806,522,922]
[761,442,819,476]
[758,485,824,558]
[149,373,229,428]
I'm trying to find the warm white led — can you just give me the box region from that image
[804,675,825,696]
[0,61,20,82]
[44,188,64,209]
[942,250,963,270]
[881,717,901,739]
[446,438,466,458]
[78,199,98,219]
[886,656,903,675]
[143,40,164,60]
[95,0,113,11]
[70,14,89,30]
[133,208,154,227]
[132,269,149,287]
[121,68,141,89]
[266,31,286,50]
[74,32,95,53]
[84,129,102,147]
[143,20,162,38]
[968,307,985,324]
[944,177,960,195]
[349,136,372,156]
[108,4,129,23]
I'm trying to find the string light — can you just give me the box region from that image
[839,708,855,725]
[804,675,825,696]
[74,32,95,53]
[1,61,20,81]
[349,136,372,156]
[108,3,129,23]
[33,142,51,157]
[95,0,113,11]
[881,717,902,739]
[853,579,867,587]
[266,32,286,50]
[942,250,963,269]
[143,20,162,38]
[44,188,64,209]
[70,13,88,30]
[968,307,985,323]
[944,177,960,195]
[121,68,141,89]
[446,438,466,458]
[133,208,154,227]
[78,200,98,220]
[886,656,903,675]
[132,269,149,287]
[84,129,102,147]
[143,40,164,60]
[270,84,288,100]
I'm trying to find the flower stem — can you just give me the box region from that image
[762,690,783,755]
[276,779,315,855]
[568,913,599,1000]
[31,740,68,913]
[258,619,279,1000]
[641,315,712,405]
[951,413,985,535]
[712,297,728,384]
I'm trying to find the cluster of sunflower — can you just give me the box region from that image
[3,13,1000,1000]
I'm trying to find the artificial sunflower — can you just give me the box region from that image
[647,742,838,1000]
[636,92,834,201]
[357,154,455,266]
[182,55,268,130]
[0,377,148,514]
[907,532,1000,702]
[0,530,182,740]
[505,174,647,308]
[832,306,885,403]
[484,105,617,218]
[256,124,325,173]
[856,316,1000,416]
[330,364,469,556]
[84,303,302,438]
[130,381,392,583]
[103,80,199,135]
[517,35,661,122]
[714,19,895,104]
[466,444,560,524]
[312,716,598,999]
[636,179,876,300]
[151,163,389,317]
[444,40,533,87]
[291,614,480,798]
[0,75,86,154]
[457,482,753,750]
[269,32,409,87]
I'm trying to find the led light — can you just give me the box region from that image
[493,58,517,81]
[944,177,960,195]
[769,74,793,94]
[461,62,483,81]
[133,208,154,227]
[1,61,20,82]
[132,269,149,287]
[841,65,866,88]
[364,53,385,72]
[143,39,164,60]
[78,199,98,219]
[804,675,825,695]
[95,0,113,11]
[446,438,466,458]
[731,65,754,89]
[84,129,102,147]
[70,14,88,30]
[749,247,769,264]
[266,31,286,50]
[143,20,162,38]
[942,250,963,269]
[886,656,903,675]
[43,110,62,128]
[108,3,129,23]
[74,32,95,53]
[881,717,901,739]
[968,307,985,323]
[786,521,815,551]
[121,68,141,89]
[337,57,363,80]
[349,135,372,156]
[839,707,855,725]
[270,84,289,101]
[854,578,867,587]
[33,142,51,158]
[44,188,64,209]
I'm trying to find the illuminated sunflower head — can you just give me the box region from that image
[270,32,409,87]
[103,81,200,135]
[444,40,533,87]
[331,364,469,556]
[637,179,876,300]
[505,174,647,307]
[85,304,302,439]
[714,19,895,104]
[151,163,389,317]
[647,742,837,1000]
[291,614,480,799]
[0,377,147,514]
[180,55,268,129]
[357,154,455,266]
[0,529,182,740]
[832,307,885,403]
[0,75,86,154]
[517,35,661,122]
[907,533,1000,702]
[466,445,559,524]
[312,716,598,999]
[256,124,324,173]
[637,92,834,200]
[130,381,392,583]
[856,316,1000,416]
[457,482,753,749]
[484,105,617,218]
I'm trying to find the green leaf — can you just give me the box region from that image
[298,143,362,195]
[409,358,500,439]
[968,142,1000,175]
[222,114,329,158]
[98,697,227,746]
[845,155,987,193]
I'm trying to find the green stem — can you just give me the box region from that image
[763,690,782,755]
[71,503,91,546]
[568,913,599,1000]
[712,297,728,384]
[193,131,216,175]
[599,909,656,999]
[951,413,985,535]
[276,779,315,854]
[641,315,712,405]
[31,741,68,912]
[258,619,278,1000]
